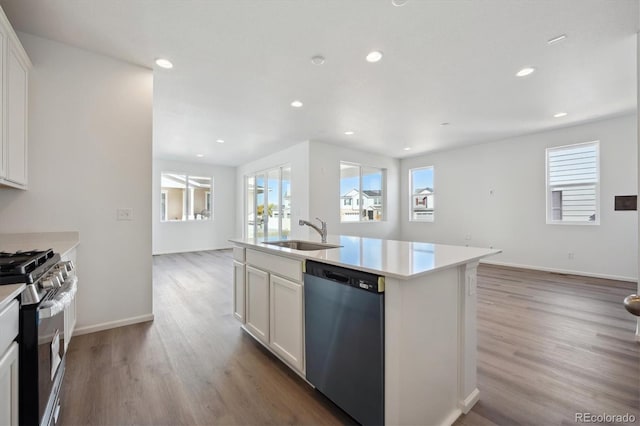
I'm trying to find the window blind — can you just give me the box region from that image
[548,144,597,186]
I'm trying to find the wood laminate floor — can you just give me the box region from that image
[59,250,639,426]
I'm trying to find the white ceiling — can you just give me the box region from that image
[1,0,638,166]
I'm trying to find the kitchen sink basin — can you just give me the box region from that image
[264,240,341,251]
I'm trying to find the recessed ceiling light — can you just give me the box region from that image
[344,131,355,135]
[216,139,225,144]
[403,147,411,151]
[547,34,567,45]
[366,51,383,63]
[196,154,204,158]
[440,122,450,126]
[311,55,325,65]
[553,112,568,118]
[291,100,303,108]
[392,0,409,6]
[516,67,536,77]
[155,58,173,69]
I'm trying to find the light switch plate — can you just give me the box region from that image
[117,208,133,221]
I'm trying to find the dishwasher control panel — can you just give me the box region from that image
[305,260,385,293]
[357,279,376,291]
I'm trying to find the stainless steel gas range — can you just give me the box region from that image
[0,249,77,426]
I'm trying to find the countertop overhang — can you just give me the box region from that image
[0,231,79,257]
[230,235,501,280]
[0,284,24,311]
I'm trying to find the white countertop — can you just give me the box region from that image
[0,231,79,257]
[230,235,501,280]
[0,284,24,311]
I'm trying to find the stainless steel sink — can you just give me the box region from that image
[624,294,640,317]
[264,240,341,251]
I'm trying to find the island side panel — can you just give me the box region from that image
[458,262,480,412]
[385,268,461,426]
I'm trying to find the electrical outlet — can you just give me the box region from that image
[117,208,133,221]
[465,233,472,240]
[568,252,574,260]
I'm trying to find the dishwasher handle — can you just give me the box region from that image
[324,271,349,283]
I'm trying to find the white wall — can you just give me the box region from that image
[401,114,638,281]
[308,141,401,240]
[153,159,235,254]
[235,141,310,240]
[0,33,153,331]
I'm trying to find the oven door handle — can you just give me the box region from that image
[39,276,78,319]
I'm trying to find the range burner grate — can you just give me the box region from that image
[0,249,57,284]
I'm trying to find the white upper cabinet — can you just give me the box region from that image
[0,7,31,189]
[0,20,5,180]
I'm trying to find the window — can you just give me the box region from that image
[160,173,213,221]
[546,141,599,224]
[245,165,291,240]
[410,166,434,222]
[340,162,385,222]
[161,190,168,221]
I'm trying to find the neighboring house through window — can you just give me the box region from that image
[546,141,599,224]
[410,166,434,222]
[340,162,385,222]
[160,173,213,221]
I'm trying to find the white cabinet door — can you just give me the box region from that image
[232,260,245,323]
[0,342,18,426]
[5,41,27,186]
[245,266,269,344]
[269,275,303,372]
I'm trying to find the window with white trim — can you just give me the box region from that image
[340,162,385,222]
[546,141,599,224]
[160,173,212,221]
[409,166,434,222]
[245,165,291,240]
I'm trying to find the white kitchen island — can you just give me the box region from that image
[230,235,500,426]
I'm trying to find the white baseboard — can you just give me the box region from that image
[440,408,463,426]
[152,246,232,255]
[480,260,637,283]
[461,388,480,413]
[73,313,154,336]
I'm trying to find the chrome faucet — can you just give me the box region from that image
[299,217,327,243]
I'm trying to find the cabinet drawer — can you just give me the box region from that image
[233,247,245,262]
[0,300,18,354]
[246,249,303,283]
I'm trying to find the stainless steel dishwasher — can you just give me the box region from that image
[304,260,384,425]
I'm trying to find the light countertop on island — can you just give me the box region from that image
[0,231,79,257]
[230,235,501,280]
